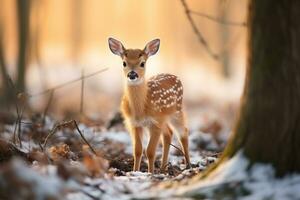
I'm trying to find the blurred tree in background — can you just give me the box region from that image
[0,0,31,110]
[218,2,230,78]
[16,0,31,93]
[0,19,12,108]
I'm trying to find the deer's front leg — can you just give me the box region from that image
[131,126,143,171]
[146,125,161,173]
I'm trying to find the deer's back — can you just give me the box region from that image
[146,73,183,116]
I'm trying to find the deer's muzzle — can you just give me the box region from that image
[127,71,139,80]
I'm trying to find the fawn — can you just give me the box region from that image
[108,38,191,173]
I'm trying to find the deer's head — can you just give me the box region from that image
[108,38,160,85]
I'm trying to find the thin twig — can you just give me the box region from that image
[17,103,25,148]
[42,122,60,149]
[30,67,109,97]
[169,143,185,157]
[7,76,21,145]
[190,10,247,27]
[13,117,19,145]
[161,143,187,172]
[42,120,97,155]
[12,99,25,147]
[83,182,106,194]
[73,120,97,155]
[80,69,84,114]
[6,75,28,147]
[42,89,54,124]
[79,189,100,200]
[180,0,219,60]
[38,142,44,152]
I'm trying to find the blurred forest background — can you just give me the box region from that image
[1,1,300,199]
[0,0,248,123]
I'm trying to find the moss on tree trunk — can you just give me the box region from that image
[222,0,300,176]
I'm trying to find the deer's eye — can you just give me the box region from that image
[140,62,145,68]
[123,62,127,67]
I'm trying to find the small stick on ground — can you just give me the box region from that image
[79,189,100,200]
[169,143,185,157]
[161,143,186,171]
[73,120,97,155]
[42,120,97,155]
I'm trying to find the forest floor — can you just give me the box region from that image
[0,103,229,200]
[1,102,300,200]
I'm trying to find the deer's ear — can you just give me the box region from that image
[108,37,125,56]
[144,39,160,57]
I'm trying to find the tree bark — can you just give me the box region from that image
[223,0,300,176]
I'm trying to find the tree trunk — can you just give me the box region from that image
[0,18,13,108]
[223,0,300,176]
[218,2,230,78]
[0,23,8,91]
[71,0,83,66]
[16,0,31,93]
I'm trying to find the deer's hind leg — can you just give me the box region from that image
[170,111,191,168]
[160,124,173,172]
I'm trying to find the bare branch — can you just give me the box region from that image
[30,67,109,97]
[180,0,219,60]
[190,10,247,27]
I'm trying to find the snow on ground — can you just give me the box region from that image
[0,159,65,200]
[0,118,220,200]
[176,151,300,200]
[3,117,300,200]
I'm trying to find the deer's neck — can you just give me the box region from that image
[125,80,148,118]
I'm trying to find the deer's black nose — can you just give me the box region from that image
[127,71,138,80]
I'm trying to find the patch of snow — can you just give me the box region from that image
[19,140,40,153]
[0,159,64,200]
[126,171,151,177]
[176,150,300,200]
[101,131,131,144]
[189,130,220,151]
[75,176,153,200]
